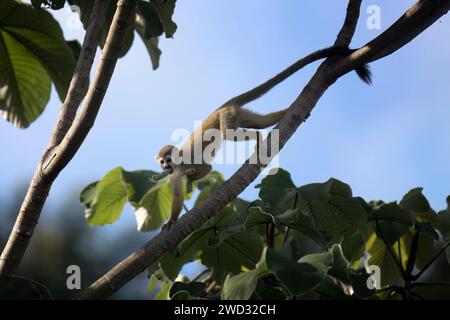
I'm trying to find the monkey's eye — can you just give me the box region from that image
[160,159,164,164]
[166,158,172,163]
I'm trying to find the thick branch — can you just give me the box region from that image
[75,0,450,300]
[0,0,137,282]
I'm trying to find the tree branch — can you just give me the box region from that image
[0,0,137,282]
[334,0,362,47]
[332,0,450,80]
[50,0,111,147]
[74,0,450,299]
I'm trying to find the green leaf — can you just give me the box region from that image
[399,187,436,222]
[222,270,258,300]
[135,23,161,70]
[150,0,177,38]
[375,220,409,245]
[366,233,403,287]
[170,282,207,300]
[340,231,365,264]
[254,279,287,300]
[80,167,175,230]
[194,171,225,207]
[155,281,170,300]
[329,244,350,282]
[137,1,163,38]
[371,202,414,226]
[147,276,159,294]
[69,0,175,68]
[157,207,238,280]
[87,167,129,226]
[256,168,297,211]
[135,180,172,231]
[0,0,76,127]
[202,230,263,284]
[264,248,332,295]
[400,188,432,213]
[415,232,435,270]
[155,208,263,283]
[66,40,81,60]
[298,179,368,244]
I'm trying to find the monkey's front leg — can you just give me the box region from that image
[162,168,184,230]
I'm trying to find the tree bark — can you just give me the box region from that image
[0,0,138,282]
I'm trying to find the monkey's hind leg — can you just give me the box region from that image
[220,110,262,143]
[238,108,287,129]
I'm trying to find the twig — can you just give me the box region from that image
[411,241,450,281]
[12,275,54,300]
[411,281,450,288]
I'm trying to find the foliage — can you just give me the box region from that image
[0,0,177,128]
[80,167,450,300]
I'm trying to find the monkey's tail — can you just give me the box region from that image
[224,46,371,108]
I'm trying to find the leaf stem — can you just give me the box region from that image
[411,241,450,281]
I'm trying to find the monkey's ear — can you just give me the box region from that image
[154,155,159,162]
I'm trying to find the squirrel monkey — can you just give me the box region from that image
[156,46,372,230]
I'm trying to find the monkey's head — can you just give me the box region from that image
[155,145,180,173]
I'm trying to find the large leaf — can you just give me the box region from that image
[256,168,297,211]
[298,179,368,247]
[221,270,259,300]
[365,233,404,287]
[149,0,177,38]
[194,171,225,207]
[263,248,333,296]
[152,207,263,283]
[399,187,436,222]
[80,167,173,230]
[69,0,177,69]
[0,0,77,127]
[170,282,207,300]
[202,230,263,284]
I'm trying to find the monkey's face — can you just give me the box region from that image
[155,145,178,173]
[157,154,174,173]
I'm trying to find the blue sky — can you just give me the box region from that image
[1,0,450,239]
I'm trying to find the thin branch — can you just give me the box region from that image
[332,0,450,80]
[0,0,136,282]
[411,241,450,281]
[74,0,450,300]
[49,0,111,146]
[412,282,450,288]
[12,275,54,300]
[334,0,362,47]
[375,286,403,294]
[409,292,425,300]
